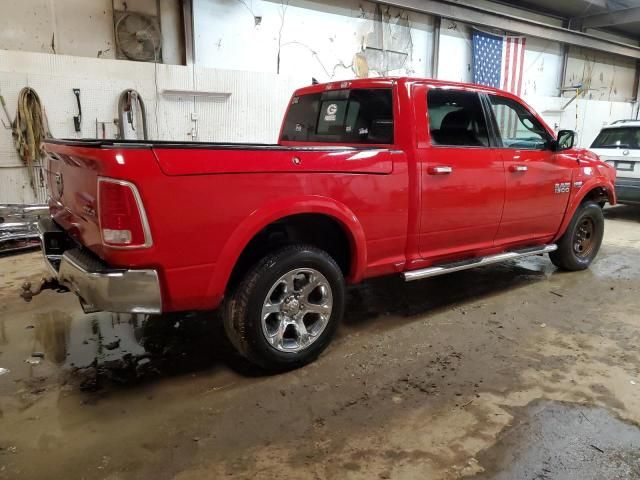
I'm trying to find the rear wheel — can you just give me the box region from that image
[224,244,345,370]
[550,201,604,271]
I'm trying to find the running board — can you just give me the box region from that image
[403,244,558,282]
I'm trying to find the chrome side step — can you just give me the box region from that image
[403,244,558,282]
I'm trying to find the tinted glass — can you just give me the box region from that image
[489,95,550,149]
[591,127,640,149]
[427,89,489,147]
[280,89,394,144]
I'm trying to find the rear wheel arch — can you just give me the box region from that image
[206,199,367,306]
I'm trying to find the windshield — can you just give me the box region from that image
[591,127,640,149]
[280,88,394,144]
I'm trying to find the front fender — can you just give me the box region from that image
[554,174,615,241]
[205,195,367,308]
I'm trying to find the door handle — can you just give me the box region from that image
[510,164,528,172]
[428,165,453,175]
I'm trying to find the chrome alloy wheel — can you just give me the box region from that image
[261,268,333,353]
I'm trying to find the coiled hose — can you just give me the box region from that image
[12,88,51,195]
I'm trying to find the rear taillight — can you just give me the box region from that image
[98,178,151,248]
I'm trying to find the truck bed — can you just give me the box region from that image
[44,138,370,151]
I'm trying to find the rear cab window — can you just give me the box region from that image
[280,88,394,144]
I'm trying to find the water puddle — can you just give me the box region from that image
[471,400,640,479]
[21,309,235,391]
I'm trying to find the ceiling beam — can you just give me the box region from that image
[375,0,640,59]
[583,0,609,8]
[581,7,640,28]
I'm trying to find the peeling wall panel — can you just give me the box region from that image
[564,46,637,102]
[193,0,434,81]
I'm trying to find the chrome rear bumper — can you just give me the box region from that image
[38,218,162,314]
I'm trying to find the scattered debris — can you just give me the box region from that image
[104,339,120,350]
[540,323,547,328]
[25,356,42,365]
[0,367,9,376]
[205,383,234,393]
[550,290,564,297]
[590,444,604,453]
[31,352,45,358]
[631,380,637,386]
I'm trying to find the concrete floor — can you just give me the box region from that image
[1,206,639,480]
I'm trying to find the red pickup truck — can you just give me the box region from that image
[37,77,616,370]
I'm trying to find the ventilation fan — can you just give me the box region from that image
[114,10,162,62]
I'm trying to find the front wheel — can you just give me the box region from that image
[550,201,604,271]
[224,244,345,371]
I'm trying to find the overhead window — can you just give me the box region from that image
[427,89,490,147]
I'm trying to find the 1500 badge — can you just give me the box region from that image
[554,182,571,194]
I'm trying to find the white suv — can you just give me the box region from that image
[590,120,640,205]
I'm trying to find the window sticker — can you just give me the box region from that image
[325,103,338,121]
[317,100,347,134]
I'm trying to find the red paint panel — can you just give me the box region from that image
[41,76,617,314]
[153,148,393,176]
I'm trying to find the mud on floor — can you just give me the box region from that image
[0,206,639,479]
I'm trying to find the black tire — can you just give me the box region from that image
[223,244,345,371]
[550,201,604,271]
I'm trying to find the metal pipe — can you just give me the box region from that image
[431,16,441,79]
[117,89,149,140]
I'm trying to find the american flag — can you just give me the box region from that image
[472,30,526,138]
[472,30,526,95]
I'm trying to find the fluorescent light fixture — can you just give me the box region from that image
[161,89,231,100]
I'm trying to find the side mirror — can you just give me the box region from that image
[553,130,576,151]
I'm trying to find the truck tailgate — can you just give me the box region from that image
[43,141,158,259]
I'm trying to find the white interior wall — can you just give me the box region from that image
[437,20,473,83]
[0,0,184,65]
[0,49,305,203]
[194,0,434,81]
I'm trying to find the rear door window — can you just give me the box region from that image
[427,89,490,147]
[281,89,394,144]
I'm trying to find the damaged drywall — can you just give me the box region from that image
[194,0,433,81]
[359,4,414,76]
[564,46,637,102]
